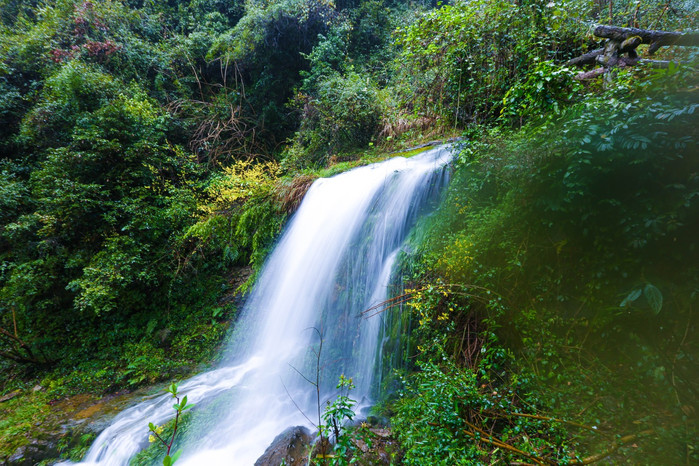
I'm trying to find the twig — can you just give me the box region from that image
[150,429,170,449]
[488,411,603,434]
[280,377,315,427]
[461,427,551,465]
[609,0,613,24]
[361,292,414,318]
[650,0,672,31]
[632,0,641,28]
[361,283,500,319]
[0,326,48,364]
[11,306,18,338]
[568,430,653,464]
[288,363,316,387]
[427,414,554,465]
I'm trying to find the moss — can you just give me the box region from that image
[0,391,52,459]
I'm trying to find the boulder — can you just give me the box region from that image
[7,439,59,466]
[254,426,312,466]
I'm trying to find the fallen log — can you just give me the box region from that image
[619,36,642,57]
[594,25,699,54]
[568,25,696,80]
[575,59,671,80]
[635,59,674,68]
[568,48,603,67]
[575,67,606,80]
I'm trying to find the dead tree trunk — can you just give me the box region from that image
[594,25,699,53]
[568,25,699,80]
[567,48,604,67]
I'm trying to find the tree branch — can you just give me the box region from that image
[569,430,654,464]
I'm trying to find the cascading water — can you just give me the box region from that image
[74,145,452,466]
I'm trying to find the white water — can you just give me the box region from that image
[74,146,452,466]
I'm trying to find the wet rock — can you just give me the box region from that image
[7,439,59,466]
[1,387,157,466]
[254,426,312,466]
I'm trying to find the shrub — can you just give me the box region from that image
[292,70,385,165]
[417,66,699,463]
[393,336,575,465]
[394,0,585,127]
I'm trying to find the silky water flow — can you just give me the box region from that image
[73,145,453,465]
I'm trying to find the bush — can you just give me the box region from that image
[292,70,385,165]
[206,0,337,146]
[394,0,585,127]
[182,160,285,271]
[418,66,699,463]
[393,336,575,465]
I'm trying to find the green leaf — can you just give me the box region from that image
[643,283,663,314]
[163,455,172,466]
[171,449,182,464]
[148,422,155,431]
[620,288,642,307]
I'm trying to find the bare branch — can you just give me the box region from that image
[280,378,315,426]
[288,363,316,387]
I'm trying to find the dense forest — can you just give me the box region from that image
[0,0,697,464]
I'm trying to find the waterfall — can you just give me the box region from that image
[74,145,452,466]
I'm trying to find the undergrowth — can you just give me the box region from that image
[390,63,698,463]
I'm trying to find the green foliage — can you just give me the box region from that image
[322,375,356,440]
[0,165,26,223]
[584,0,697,29]
[182,160,286,272]
[148,383,192,466]
[301,22,352,89]
[236,197,286,269]
[0,390,51,458]
[205,0,337,146]
[0,39,224,384]
[500,59,581,123]
[121,342,170,387]
[132,388,244,466]
[395,0,582,127]
[417,67,699,462]
[18,60,118,149]
[6,84,199,316]
[292,70,385,165]
[315,375,364,466]
[620,282,664,314]
[346,0,393,61]
[392,312,575,465]
[211,0,333,63]
[1,0,697,463]
[0,0,165,86]
[287,0,431,159]
[60,432,96,462]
